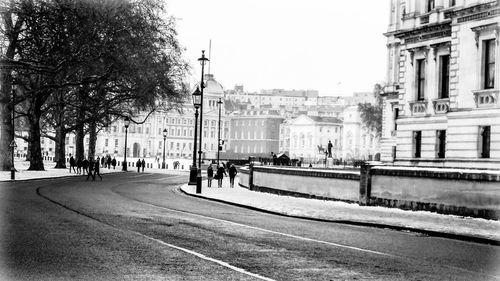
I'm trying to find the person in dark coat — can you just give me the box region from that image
[100,156,105,168]
[111,157,116,169]
[327,140,333,158]
[136,159,141,172]
[141,159,145,172]
[76,158,82,174]
[106,156,111,169]
[82,158,89,174]
[94,157,102,181]
[69,154,76,173]
[228,164,238,188]
[216,165,226,188]
[86,158,94,181]
[207,164,214,187]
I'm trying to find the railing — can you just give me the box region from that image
[409,100,427,115]
[473,89,499,108]
[432,98,450,114]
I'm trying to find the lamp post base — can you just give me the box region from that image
[10,168,15,180]
[122,161,127,171]
[188,166,197,185]
[162,162,166,169]
[196,168,202,194]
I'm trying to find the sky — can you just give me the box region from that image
[166,1,390,96]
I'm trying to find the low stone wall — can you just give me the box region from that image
[249,166,360,202]
[368,166,500,219]
[243,163,500,220]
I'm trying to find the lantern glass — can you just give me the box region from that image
[192,87,201,109]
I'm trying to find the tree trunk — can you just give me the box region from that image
[88,121,97,160]
[54,125,66,168]
[27,106,44,170]
[0,68,13,171]
[75,107,86,160]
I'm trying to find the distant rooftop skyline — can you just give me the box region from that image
[167,0,389,96]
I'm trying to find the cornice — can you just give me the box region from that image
[394,22,452,44]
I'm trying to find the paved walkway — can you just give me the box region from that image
[180,177,500,245]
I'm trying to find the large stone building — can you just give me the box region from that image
[279,115,343,161]
[381,0,499,168]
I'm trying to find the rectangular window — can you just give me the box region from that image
[479,126,491,158]
[115,139,118,147]
[484,39,495,89]
[394,108,400,131]
[427,0,434,12]
[439,55,450,98]
[105,139,108,146]
[416,59,425,100]
[436,130,446,159]
[413,131,422,158]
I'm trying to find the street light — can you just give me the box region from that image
[189,87,201,185]
[122,117,130,171]
[196,50,209,194]
[162,129,167,169]
[217,98,223,167]
[10,88,15,180]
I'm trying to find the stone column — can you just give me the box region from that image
[359,162,373,206]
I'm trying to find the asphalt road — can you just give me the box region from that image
[1,172,499,280]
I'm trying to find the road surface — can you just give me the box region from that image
[1,172,499,280]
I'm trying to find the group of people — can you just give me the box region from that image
[206,162,238,188]
[68,154,103,181]
[136,159,146,172]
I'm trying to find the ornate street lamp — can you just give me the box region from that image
[189,87,201,185]
[162,129,167,169]
[217,98,223,167]
[122,117,130,171]
[10,88,16,180]
[196,50,209,194]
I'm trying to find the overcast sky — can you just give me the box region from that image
[166,1,390,96]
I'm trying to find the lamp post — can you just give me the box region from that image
[196,50,209,194]
[189,87,201,185]
[217,98,223,167]
[122,117,130,171]
[10,88,16,180]
[162,129,167,169]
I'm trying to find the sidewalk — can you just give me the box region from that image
[180,176,500,245]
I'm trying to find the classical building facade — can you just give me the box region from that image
[225,109,283,158]
[342,106,380,160]
[279,115,343,160]
[381,0,499,168]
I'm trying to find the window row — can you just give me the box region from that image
[411,126,491,159]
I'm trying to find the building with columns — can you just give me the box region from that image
[381,0,499,168]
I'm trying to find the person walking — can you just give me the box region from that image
[94,157,102,181]
[136,159,141,172]
[111,157,116,169]
[76,158,83,174]
[82,158,89,175]
[228,164,238,188]
[216,165,226,188]
[107,156,111,169]
[69,154,76,173]
[141,159,145,172]
[207,164,214,187]
[86,157,94,181]
[100,156,105,168]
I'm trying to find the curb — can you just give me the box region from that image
[1,171,124,182]
[179,186,500,247]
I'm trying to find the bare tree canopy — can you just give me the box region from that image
[0,0,189,170]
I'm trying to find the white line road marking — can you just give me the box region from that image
[137,199,396,258]
[133,231,276,281]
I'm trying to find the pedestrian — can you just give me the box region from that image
[141,159,145,172]
[207,164,214,187]
[228,164,238,188]
[136,159,141,172]
[111,157,116,169]
[86,157,94,181]
[100,156,105,168]
[216,165,226,188]
[82,158,89,174]
[107,156,111,169]
[69,154,76,173]
[272,153,277,165]
[94,157,102,181]
[76,158,82,174]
